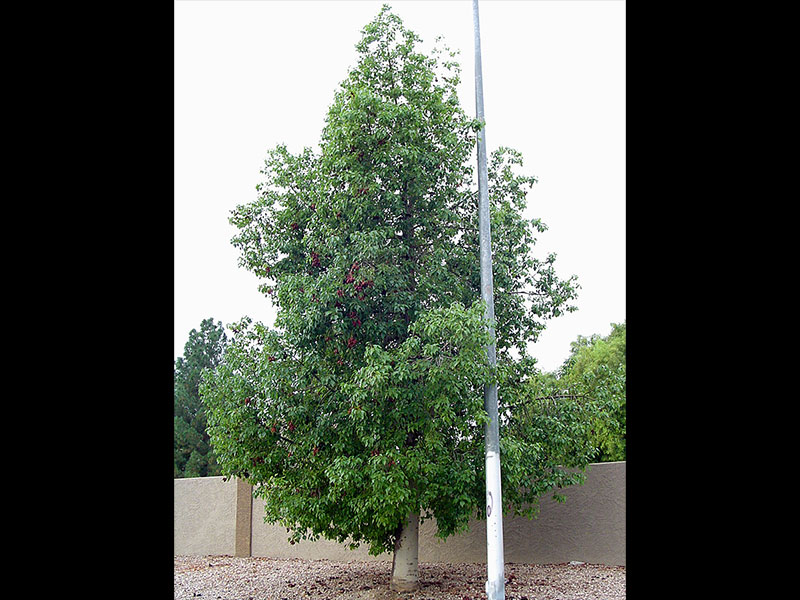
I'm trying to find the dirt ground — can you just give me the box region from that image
[174,555,625,600]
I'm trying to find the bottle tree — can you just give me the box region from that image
[201,5,599,592]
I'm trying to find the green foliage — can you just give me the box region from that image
[553,321,626,462]
[174,318,228,478]
[202,5,588,557]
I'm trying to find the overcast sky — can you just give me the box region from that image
[174,0,625,372]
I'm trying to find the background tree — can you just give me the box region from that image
[174,318,228,478]
[202,5,600,592]
[556,321,626,462]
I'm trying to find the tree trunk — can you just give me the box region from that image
[390,511,420,592]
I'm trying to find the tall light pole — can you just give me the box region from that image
[472,1,505,599]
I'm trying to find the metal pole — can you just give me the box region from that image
[472,1,505,599]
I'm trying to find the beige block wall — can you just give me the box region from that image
[174,476,238,556]
[177,461,625,566]
[503,460,625,565]
[251,502,382,562]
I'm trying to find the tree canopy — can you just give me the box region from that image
[556,321,626,462]
[201,5,596,569]
[174,318,228,478]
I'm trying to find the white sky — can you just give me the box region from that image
[174,0,625,372]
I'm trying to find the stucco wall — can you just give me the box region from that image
[500,460,625,565]
[176,461,625,566]
[174,476,238,556]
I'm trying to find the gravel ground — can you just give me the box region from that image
[174,555,625,600]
